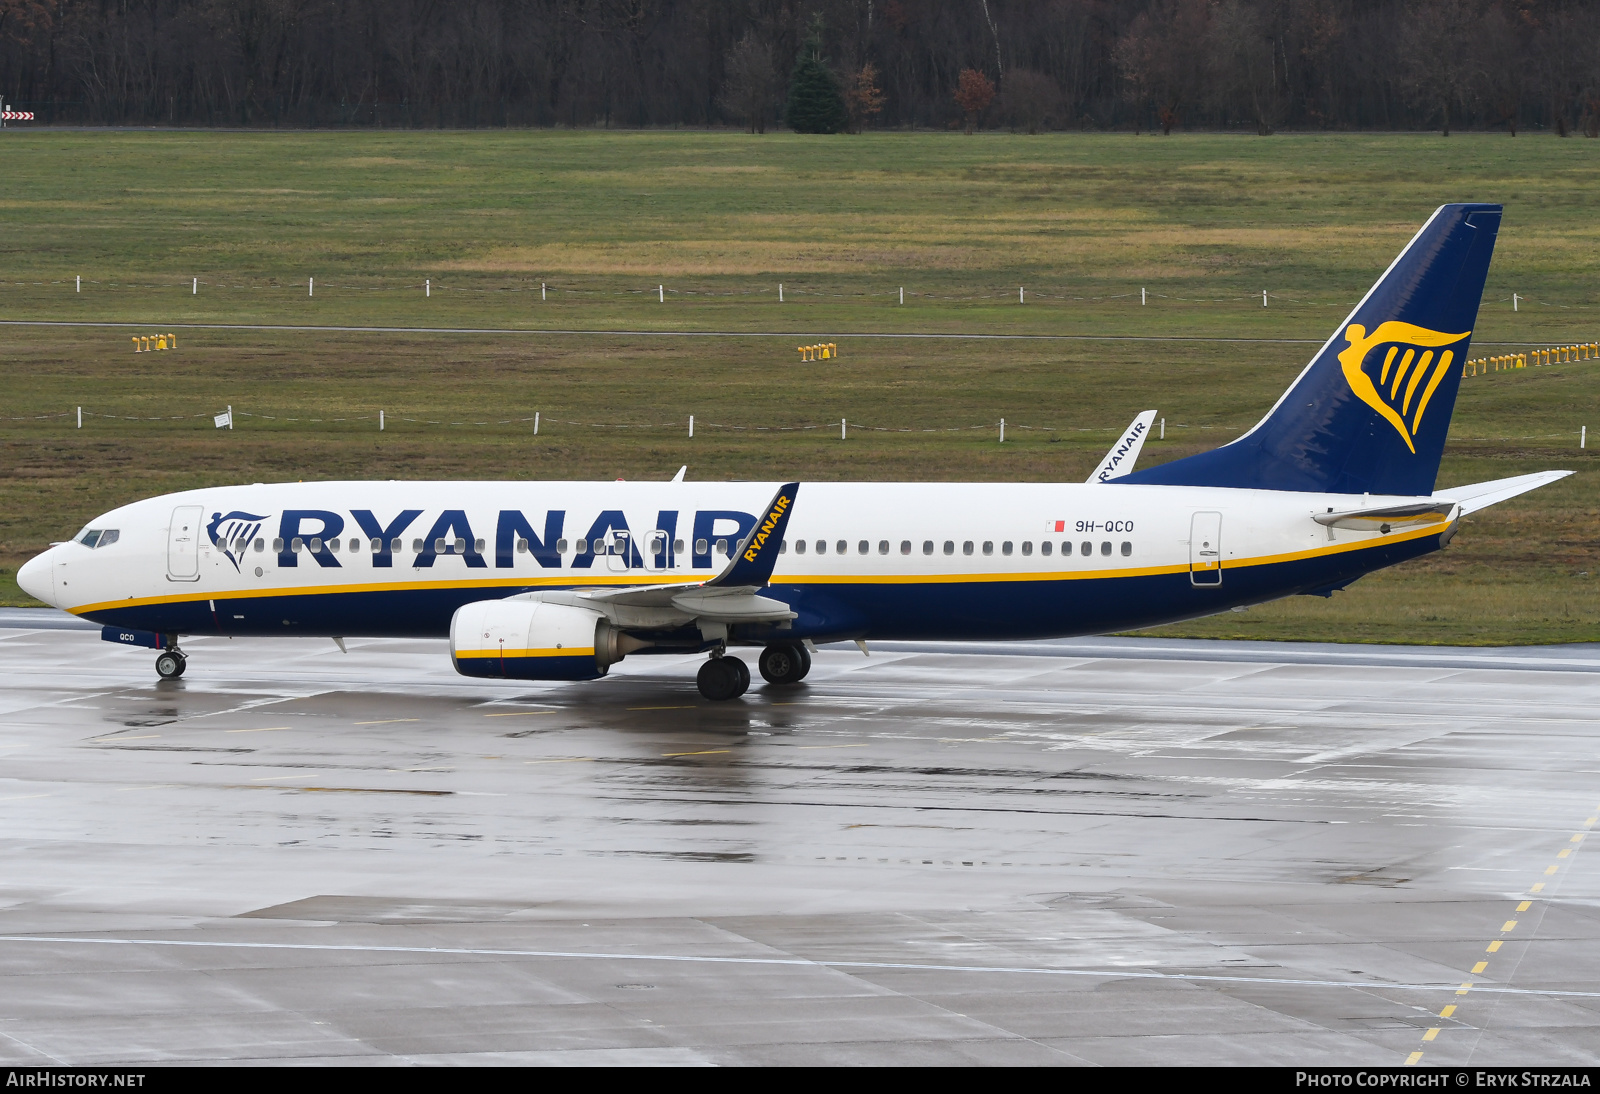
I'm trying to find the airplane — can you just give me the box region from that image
[16,203,1571,701]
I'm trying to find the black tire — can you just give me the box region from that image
[155,651,183,679]
[696,657,741,701]
[172,654,187,678]
[727,656,750,697]
[759,643,810,685]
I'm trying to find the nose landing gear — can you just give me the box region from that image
[155,648,187,679]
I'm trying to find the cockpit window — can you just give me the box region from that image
[97,529,119,547]
[77,528,119,548]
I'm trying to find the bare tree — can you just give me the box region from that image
[1207,0,1288,135]
[719,29,777,133]
[1115,0,1210,134]
[1000,68,1061,133]
[1396,0,1482,136]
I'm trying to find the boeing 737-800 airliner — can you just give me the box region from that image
[16,204,1571,699]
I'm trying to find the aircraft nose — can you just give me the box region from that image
[16,549,56,607]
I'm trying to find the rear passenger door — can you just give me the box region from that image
[1189,512,1222,586]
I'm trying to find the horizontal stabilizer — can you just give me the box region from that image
[1435,470,1573,515]
[1088,410,1157,483]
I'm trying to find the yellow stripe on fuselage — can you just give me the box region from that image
[455,647,595,659]
[66,520,1448,616]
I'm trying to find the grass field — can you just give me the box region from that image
[1,130,1595,643]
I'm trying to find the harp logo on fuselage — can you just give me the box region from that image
[1338,321,1470,453]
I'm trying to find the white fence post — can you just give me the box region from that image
[542,282,546,301]
[1019,286,1024,303]
[534,411,539,435]
[1159,417,1165,440]
[76,276,80,293]
[841,418,847,440]
[659,284,664,303]
[899,287,903,305]
[76,406,81,429]
[1513,293,1520,312]
[425,279,430,298]
[309,277,314,297]
[779,283,783,303]
[689,415,694,438]
[379,410,384,431]
[1583,426,1587,449]
[192,277,197,295]
[1262,289,1267,307]
[999,418,1005,443]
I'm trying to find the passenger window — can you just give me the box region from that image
[694,538,707,555]
[516,538,529,553]
[1041,541,1052,557]
[1061,541,1070,556]
[836,540,848,555]
[900,540,912,555]
[1080,541,1092,556]
[369,538,381,552]
[434,538,446,552]
[411,538,422,553]
[858,541,869,555]
[1121,541,1132,556]
[779,540,788,554]
[716,538,728,555]
[1002,541,1013,556]
[674,539,684,553]
[1021,541,1032,556]
[1100,541,1112,556]
[256,538,266,552]
[475,538,485,553]
[274,538,285,552]
[943,540,954,555]
[329,538,340,553]
[98,529,120,547]
[795,540,807,555]
[815,540,827,555]
[918,540,930,555]
[963,541,974,555]
[292,538,304,553]
[982,541,994,556]
[878,540,890,555]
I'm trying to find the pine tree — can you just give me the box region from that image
[784,18,847,134]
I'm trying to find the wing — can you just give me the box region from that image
[519,482,802,626]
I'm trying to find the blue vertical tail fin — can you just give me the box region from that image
[1123,204,1502,496]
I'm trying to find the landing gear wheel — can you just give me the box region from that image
[728,656,750,696]
[759,642,811,685]
[155,651,186,680]
[696,656,749,701]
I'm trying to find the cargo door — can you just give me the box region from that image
[167,505,204,581]
[1189,511,1222,586]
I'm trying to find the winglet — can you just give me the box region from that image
[671,465,687,483]
[1088,410,1157,483]
[706,482,799,588]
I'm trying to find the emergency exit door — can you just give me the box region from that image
[167,505,203,581]
[1189,512,1222,586]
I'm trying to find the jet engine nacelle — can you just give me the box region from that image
[450,598,640,681]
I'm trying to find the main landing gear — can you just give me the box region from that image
[696,642,812,701]
[696,653,749,701]
[758,642,811,686]
[154,647,187,680]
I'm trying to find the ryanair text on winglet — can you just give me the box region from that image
[743,493,792,562]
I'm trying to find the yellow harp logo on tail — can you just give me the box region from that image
[1338,322,1470,453]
